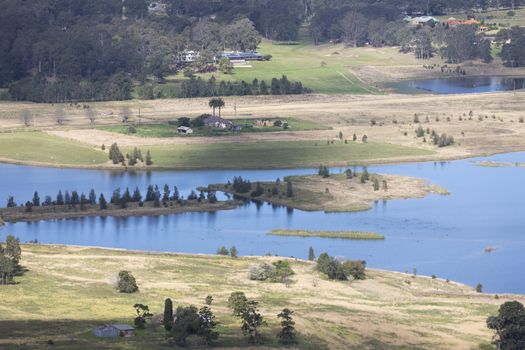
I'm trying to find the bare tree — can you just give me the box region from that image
[20,110,32,127]
[86,108,97,125]
[338,11,367,48]
[55,106,66,125]
[121,107,131,123]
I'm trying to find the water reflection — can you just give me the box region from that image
[1,152,525,293]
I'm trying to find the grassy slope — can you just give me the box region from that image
[0,131,107,165]
[192,41,430,94]
[143,141,433,169]
[0,244,499,350]
[0,131,433,169]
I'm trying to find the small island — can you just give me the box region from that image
[475,160,525,168]
[210,167,449,212]
[269,229,385,240]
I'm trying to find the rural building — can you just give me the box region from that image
[219,51,264,61]
[256,119,275,127]
[177,126,193,134]
[446,18,480,27]
[178,50,200,63]
[148,2,167,15]
[406,16,439,26]
[204,116,233,129]
[93,324,135,338]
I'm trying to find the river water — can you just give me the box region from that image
[1,152,524,293]
[387,76,525,94]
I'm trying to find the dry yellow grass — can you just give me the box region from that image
[1,244,520,349]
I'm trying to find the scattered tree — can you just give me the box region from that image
[117,270,138,293]
[277,308,298,345]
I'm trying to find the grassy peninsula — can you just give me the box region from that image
[211,171,448,212]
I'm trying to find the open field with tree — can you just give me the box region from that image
[1,90,525,169]
[0,130,432,169]
[0,244,519,350]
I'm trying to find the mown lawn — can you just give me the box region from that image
[0,131,107,165]
[142,140,433,169]
[175,41,432,94]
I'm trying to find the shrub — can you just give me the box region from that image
[117,271,138,293]
[228,292,248,316]
[250,263,276,281]
[217,246,229,255]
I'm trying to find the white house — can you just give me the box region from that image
[178,50,200,63]
[177,126,193,134]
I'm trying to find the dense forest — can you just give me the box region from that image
[1,0,524,102]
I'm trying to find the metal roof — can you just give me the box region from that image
[111,324,134,331]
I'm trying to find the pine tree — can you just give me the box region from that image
[99,194,108,210]
[277,308,297,345]
[172,186,180,201]
[145,185,154,201]
[286,181,293,198]
[308,246,315,261]
[132,187,142,202]
[164,298,174,331]
[56,190,64,205]
[89,189,97,204]
[32,192,40,206]
[145,150,153,166]
[6,196,16,208]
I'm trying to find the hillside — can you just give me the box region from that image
[0,244,517,349]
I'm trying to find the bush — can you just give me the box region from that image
[117,270,138,293]
[228,292,248,316]
[317,253,366,280]
[250,263,276,281]
[249,261,294,282]
[217,246,229,255]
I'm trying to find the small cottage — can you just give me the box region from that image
[204,116,234,129]
[177,126,193,134]
[93,324,135,338]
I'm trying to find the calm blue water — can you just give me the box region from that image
[388,76,525,94]
[1,153,524,293]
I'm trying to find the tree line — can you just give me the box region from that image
[4,0,524,102]
[179,76,310,98]
[5,184,218,213]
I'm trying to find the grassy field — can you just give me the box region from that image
[0,244,506,350]
[0,131,107,165]
[143,141,433,169]
[0,130,432,169]
[187,41,439,94]
[269,230,385,240]
[98,118,330,138]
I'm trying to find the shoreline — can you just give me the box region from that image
[0,148,522,172]
[0,201,239,223]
